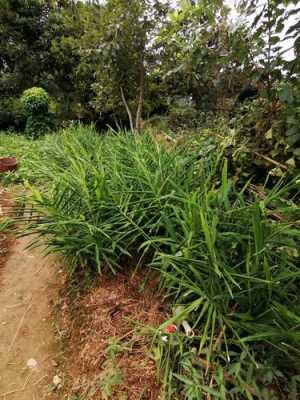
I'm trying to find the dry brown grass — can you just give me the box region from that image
[58,269,168,400]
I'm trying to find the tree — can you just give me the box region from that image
[240,0,300,95]
[237,0,300,163]
[0,0,49,97]
[79,0,169,130]
[0,0,91,127]
[155,0,255,113]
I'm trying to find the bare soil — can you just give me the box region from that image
[0,236,63,400]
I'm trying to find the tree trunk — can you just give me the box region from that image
[135,56,145,132]
[120,87,134,132]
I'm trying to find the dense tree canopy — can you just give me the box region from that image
[0,0,299,159]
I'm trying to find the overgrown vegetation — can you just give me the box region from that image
[0,132,55,184]
[2,126,297,399]
[1,0,299,168]
[1,0,300,398]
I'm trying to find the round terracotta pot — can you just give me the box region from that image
[0,157,18,172]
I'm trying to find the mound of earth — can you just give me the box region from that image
[57,270,168,400]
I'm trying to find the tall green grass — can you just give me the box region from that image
[19,126,300,398]
[0,129,89,185]
[0,132,43,184]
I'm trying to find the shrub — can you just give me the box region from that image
[167,105,201,131]
[231,83,300,178]
[21,87,50,115]
[0,97,26,131]
[22,127,300,398]
[24,114,53,138]
[20,87,53,138]
[277,82,300,162]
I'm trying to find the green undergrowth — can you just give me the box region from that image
[0,132,42,184]
[0,130,73,185]
[2,126,300,399]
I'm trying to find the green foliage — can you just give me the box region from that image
[24,113,53,138]
[0,0,48,96]
[167,106,205,132]
[277,82,300,161]
[1,0,299,396]
[156,1,253,112]
[21,87,50,115]
[20,87,53,138]
[0,132,57,184]
[231,3,300,173]
[17,126,300,398]
[150,174,300,399]
[0,97,26,131]
[0,0,90,124]
[242,0,299,88]
[0,0,298,136]
[83,0,168,129]
[231,79,300,177]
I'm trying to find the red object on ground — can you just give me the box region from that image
[0,157,18,172]
[165,324,177,333]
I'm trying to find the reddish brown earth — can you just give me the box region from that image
[0,235,63,400]
[58,271,167,400]
[0,188,63,399]
[0,188,14,274]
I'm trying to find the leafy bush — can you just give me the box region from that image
[0,97,26,131]
[167,105,202,131]
[21,87,50,115]
[277,82,300,162]
[231,84,300,179]
[20,87,53,138]
[24,114,54,138]
[23,127,300,398]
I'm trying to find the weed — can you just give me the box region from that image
[97,365,123,399]
[105,338,131,360]
[9,126,300,398]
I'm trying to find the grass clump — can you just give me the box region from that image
[0,126,97,185]
[0,132,46,185]
[16,126,300,398]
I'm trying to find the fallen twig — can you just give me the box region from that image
[7,298,33,356]
[0,372,32,397]
[254,152,288,171]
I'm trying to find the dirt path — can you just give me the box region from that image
[0,236,61,400]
